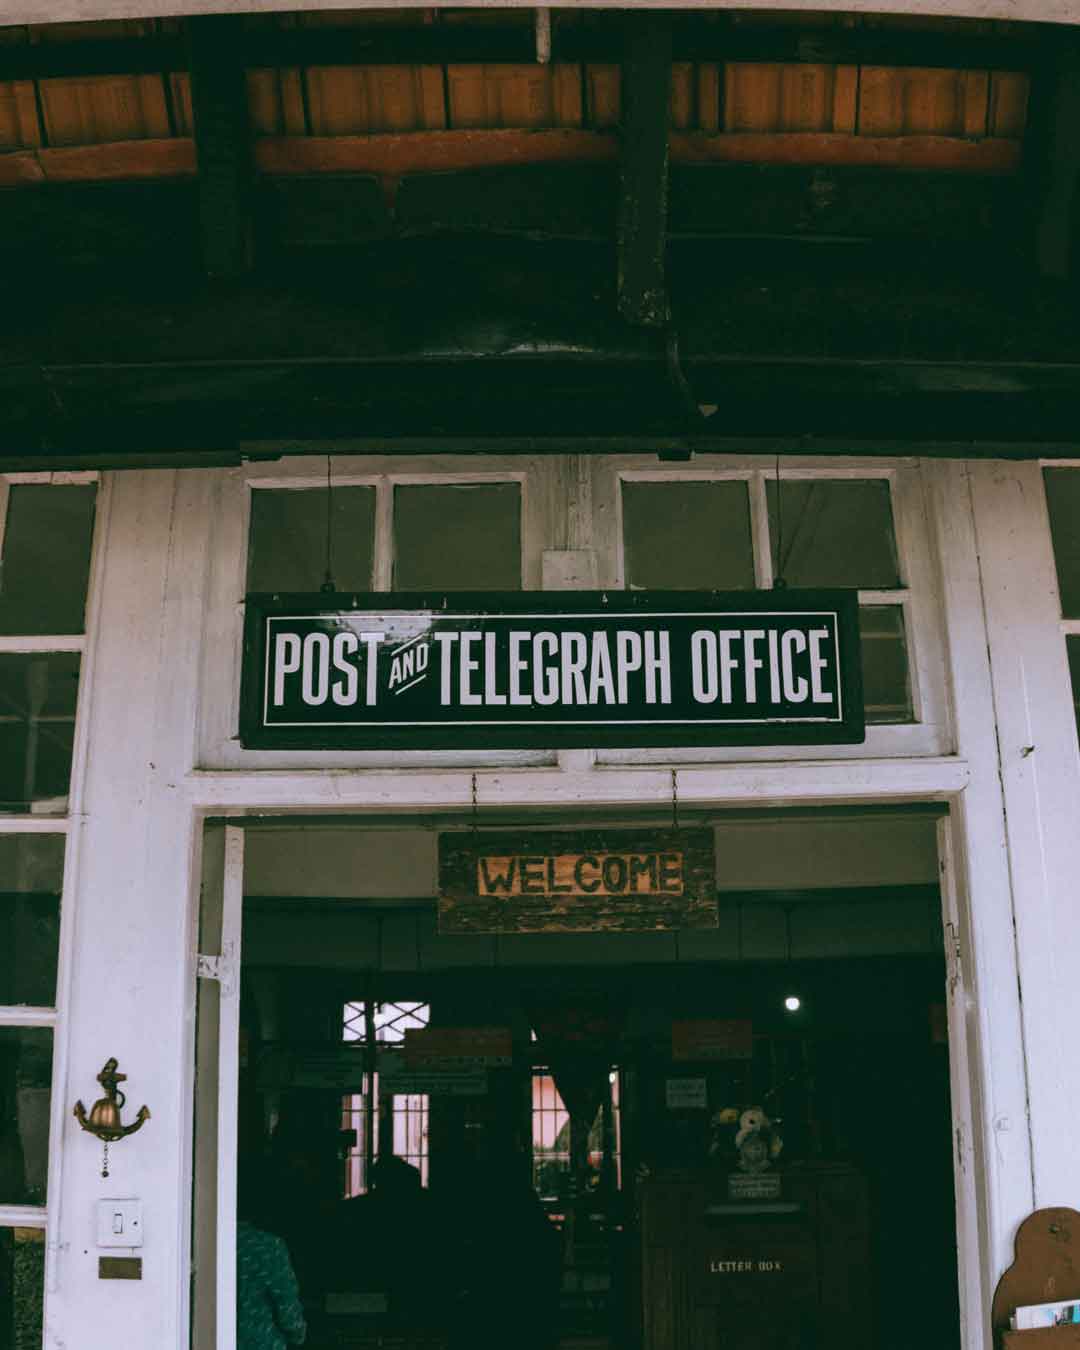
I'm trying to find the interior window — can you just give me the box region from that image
[621,475,913,726]
[765,479,900,589]
[1068,638,1080,743]
[768,478,908,725]
[248,487,376,593]
[1044,468,1080,618]
[0,835,64,1007]
[622,481,755,590]
[393,483,521,590]
[341,1000,431,1197]
[0,1227,45,1348]
[0,484,96,636]
[0,654,81,810]
[0,1027,53,1207]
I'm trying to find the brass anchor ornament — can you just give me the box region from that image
[74,1058,151,1178]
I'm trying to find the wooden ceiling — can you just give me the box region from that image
[0,8,1078,465]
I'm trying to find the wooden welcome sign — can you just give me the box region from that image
[438,828,717,934]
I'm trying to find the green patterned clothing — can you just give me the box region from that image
[237,1221,307,1349]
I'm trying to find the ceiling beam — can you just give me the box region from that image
[1028,33,1080,282]
[188,15,253,280]
[617,13,672,328]
[0,20,1052,82]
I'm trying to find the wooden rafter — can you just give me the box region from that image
[188,14,252,279]
[617,12,672,327]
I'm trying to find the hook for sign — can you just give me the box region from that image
[471,772,479,839]
[670,768,679,833]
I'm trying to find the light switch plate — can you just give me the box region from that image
[96,1199,143,1248]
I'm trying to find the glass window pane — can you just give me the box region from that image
[0,836,64,1007]
[861,605,913,724]
[1067,637,1080,742]
[0,1227,45,1349]
[767,480,901,588]
[248,487,376,593]
[0,1028,52,1206]
[394,484,520,590]
[0,654,80,812]
[1044,469,1080,619]
[622,481,755,589]
[0,485,96,636]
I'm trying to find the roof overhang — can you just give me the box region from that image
[3,0,1079,29]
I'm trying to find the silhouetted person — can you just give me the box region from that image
[449,1150,562,1350]
[335,1156,449,1323]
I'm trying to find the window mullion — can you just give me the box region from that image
[0,477,9,567]
[0,1205,47,1229]
[373,479,394,592]
[858,589,910,605]
[0,1007,58,1028]
[749,471,774,590]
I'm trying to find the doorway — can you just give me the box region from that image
[194,808,965,1350]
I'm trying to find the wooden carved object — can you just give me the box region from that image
[993,1208,1080,1348]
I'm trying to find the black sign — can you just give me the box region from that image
[239,591,864,750]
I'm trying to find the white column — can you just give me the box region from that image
[968,460,1080,1210]
[924,461,1033,1342]
[46,470,212,1350]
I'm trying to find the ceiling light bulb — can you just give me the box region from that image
[784,995,801,1013]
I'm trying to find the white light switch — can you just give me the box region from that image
[96,1199,143,1249]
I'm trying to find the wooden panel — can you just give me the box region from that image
[990,71,1030,137]
[962,69,990,136]
[0,82,42,149]
[446,63,559,129]
[246,69,283,136]
[586,63,620,128]
[306,64,445,134]
[993,1208,1080,1335]
[255,127,616,178]
[551,63,583,128]
[39,72,170,144]
[725,62,838,133]
[697,63,721,134]
[277,68,307,137]
[671,61,694,131]
[832,64,859,133]
[169,70,192,136]
[1003,1333,1080,1349]
[858,65,976,136]
[672,130,1021,171]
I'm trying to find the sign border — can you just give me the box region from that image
[239,589,864,750]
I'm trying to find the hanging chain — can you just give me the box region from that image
[671,768,679,832]
[101,1139,110,1179]
[471,772,479,840]
[321,453,336,594]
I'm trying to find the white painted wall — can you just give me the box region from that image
[241,813,939,899]
[968,461,1080,1212]
[45,470,211,1350]
[29,451,1080,1350]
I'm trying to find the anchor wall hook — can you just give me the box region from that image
[74,1058,151,1143]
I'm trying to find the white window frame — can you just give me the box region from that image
[201,452,949,771]
[198,454,553,771]
[594,454,950,763]
[0,470,103,1314]
[1042,460,1080,673]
